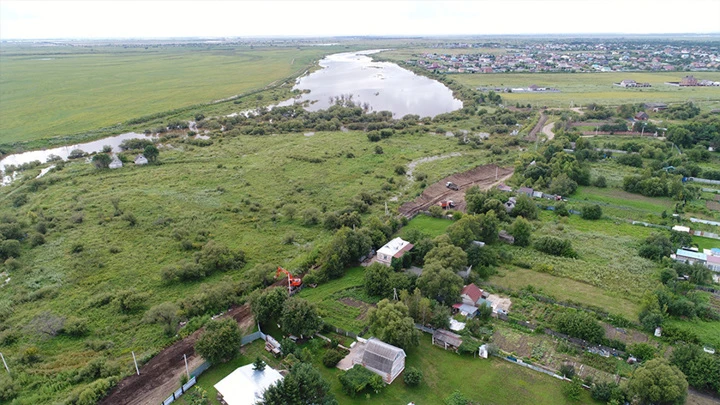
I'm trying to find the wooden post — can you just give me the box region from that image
[184,354,190,379]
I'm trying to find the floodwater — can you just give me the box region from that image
[291,50,462,118]
[0,132,156,173]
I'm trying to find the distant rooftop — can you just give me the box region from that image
[377,237,413,259]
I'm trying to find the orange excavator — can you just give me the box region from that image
[276,267,302,294]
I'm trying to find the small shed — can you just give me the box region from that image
[354,338,406,384]
[497,183,513,192]
[134,154,148,165]
[453,303,479,318]
[517,187,534,197]
[634,111,649,121]
[376,237,413,267]
[109,155,123,169]
[432,329,463,352]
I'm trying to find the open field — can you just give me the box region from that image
[510,213,662,303]
[0,129,474,403]
[572,186,675,215]
[451,72,720,108]
[665,318,720,348]
[0,45,339,143]
[490,267,641,319]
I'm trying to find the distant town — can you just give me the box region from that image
[406,40,720,73]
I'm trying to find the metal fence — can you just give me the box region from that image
[241,330,267,346]
[161,376,197,405]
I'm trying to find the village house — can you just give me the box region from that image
[375,237,413,267]
[214,363,283,405]
[680,75,699,86]
[674,248,706,265]
[432,329,463,352]
[619,79,637,87]
[517,187,534,197]
[460,283,484,306]
[353,338,406,384]
[634,111,649,121]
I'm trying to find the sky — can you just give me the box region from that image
[1,0,719,40]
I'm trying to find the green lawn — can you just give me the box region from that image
[0,45,338,143]
[398,214,453,239]
[693,236,720,250]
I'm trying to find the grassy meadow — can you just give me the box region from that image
[0,45,340,144]
[0,129,476,403]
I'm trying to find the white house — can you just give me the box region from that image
[354,338,406,384]
[214,363,283,405]
[376,237,413,266]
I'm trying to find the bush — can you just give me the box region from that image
[580,204,602,220]
[403,367,423,387]
[322,349,345,368]
[339,365,385,397]
[534,236,577,258]
[592,176,607,188]
[559,363,575,378]
[554,311,604,344]
[195,318,242,363]
[62,317,89,337]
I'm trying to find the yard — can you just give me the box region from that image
[398,214,453,239]
[191,335,598,405]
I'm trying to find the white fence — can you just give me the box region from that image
[161,376,196,405]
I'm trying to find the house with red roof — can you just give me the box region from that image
[460,283,484,307]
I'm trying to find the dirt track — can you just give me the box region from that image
[398,164,514,217]
[99,304,253,405]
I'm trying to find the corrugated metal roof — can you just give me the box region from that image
[361,338,405,374]
[676,249,706,261]
[433,329,463,347]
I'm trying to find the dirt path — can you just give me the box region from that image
[99,304,253,405]
[527,113,548,141]
[398,164,514,217]
[541,121,555,140]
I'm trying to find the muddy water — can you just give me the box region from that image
[0,132,157,173]
[291,50,462,118]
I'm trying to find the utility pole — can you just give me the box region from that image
[184,354,190,379]
[0,352,9,373]
[132,351,140,375]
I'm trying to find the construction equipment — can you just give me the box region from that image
[276,267,302,294]
[446,181,459,191]
[438,200,455,209]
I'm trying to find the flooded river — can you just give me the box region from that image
[291,50,462,118]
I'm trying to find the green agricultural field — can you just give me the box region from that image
[664,318,720,348]
[451,72,720,108]
[398,215,453,239]
[0,45,339,143]
[0,129,474,403]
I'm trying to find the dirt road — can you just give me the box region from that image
[398,164,514,217]
[99,304,253,405]
[541,121,555,140]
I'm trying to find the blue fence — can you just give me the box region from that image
[161,376,197,405]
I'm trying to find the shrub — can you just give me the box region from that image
[339,365,385,397]
[593,176,607,188]
[403,367,423,387]
[394,165,406,175]
[580,204,602,220]
[322,349,345,368]
[195,318,242,363]
[62,317,89,337]
[559,363,575,378]
[534,236,576,258]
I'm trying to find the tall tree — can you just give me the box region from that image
[195,318,242,364]
[416,262,463,305]
[626,358,688,405]
[260,362,336,405]
[250,287,288,325]
[509,216,532,247]
[280,298,322,338]
[143,144,159,163]
[367,299,419,350]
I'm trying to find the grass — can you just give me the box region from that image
[451,72,720,108]
[664,318,720,348]
[510,213,662,302]
[192,335,597,405]
[398,215,453,239]
[0,128,475,403]
[490,267,641,319]
[299,267,371,332]
[693,236,720,250]
[0,45,339,143]
[572,186,674,215]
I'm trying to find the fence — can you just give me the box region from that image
[325,324,365,339]
[691,230,720,241]
[161,376,197,405]
[688,177,720,186]
[497,354,561,379]
[544,329,625,357]
[690,217,720,227]
[414,324,435,334]
[241,330,267,346]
